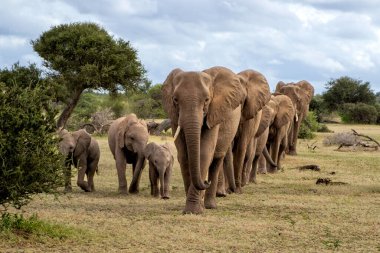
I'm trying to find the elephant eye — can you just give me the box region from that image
[172,97,178,105]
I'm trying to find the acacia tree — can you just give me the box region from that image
[32,22,147,128]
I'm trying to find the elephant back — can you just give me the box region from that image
[238,69,271,121]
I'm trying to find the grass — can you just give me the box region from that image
[1,124,379,252]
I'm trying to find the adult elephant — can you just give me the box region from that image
[275,80,314,155]
[248,94,295,183]
[231,70,271,193]
[108,114,149,194]
[162,66,270,214]
[58,129,100,192]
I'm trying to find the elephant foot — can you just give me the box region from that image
[235,187,243,194]
[258,168,267,174]
[216,191,227,197]
[288,150,297,156]
[204,198,217,209]
[64,186,72,193]
[161,196,170,200]
[128,187,139,194]
[183,204,204,215]
[249,178,257,184]
[267,168,278,174]
[226,187,235,194]
[118,186,129,194]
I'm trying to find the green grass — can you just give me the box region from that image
[1,124,379,252]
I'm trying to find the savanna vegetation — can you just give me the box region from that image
[1,21,380,252]
[1,124,379,252]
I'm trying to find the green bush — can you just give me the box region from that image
[298,111,319,139]
[0,81,64,209]
[339,103,378,124]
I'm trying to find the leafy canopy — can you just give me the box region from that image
[32,22,147,127]
[322,76,376,111]
[0,65,64,210]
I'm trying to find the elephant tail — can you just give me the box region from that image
[95,166,99,175]
[263,146,277,167]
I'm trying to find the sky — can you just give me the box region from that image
[0,0,379,94]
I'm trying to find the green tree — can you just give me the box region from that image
[32,22,147,128]
[322,76,376,111]
[0,67,63,209]
[130,84,166,119]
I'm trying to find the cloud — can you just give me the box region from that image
[0,0,379,94]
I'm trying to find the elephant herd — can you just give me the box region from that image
[58,66,314,215]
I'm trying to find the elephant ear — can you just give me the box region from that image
[255,99,276,137]
[238,70,271,121]
[72,129,91,157]
[117,114,137,149]
[296,80,314,103]
[275,81,286,93]
[203,66,246,128]
[144,142,156,160]
[273,94,295,128]
[161,68,183,127]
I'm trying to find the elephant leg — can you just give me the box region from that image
[224,147,235,194]
[216,168,226,197]
[289,118,301,155]
[149,163,159,197]
[129,155,146,194]
[205,157,224,209]
[64,161,72,192]
[115,148,128,193]
[77,159,90,192]
[249,155,260,183]
[257,153,267,174]
[86,162,97,192]
[243,139,256,186]
[163,167,172,199]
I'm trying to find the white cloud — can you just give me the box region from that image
[0,35,27,48]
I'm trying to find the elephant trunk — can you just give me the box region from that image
[183,121,210,191]
[263,146,277,168]
[129,152,146,193]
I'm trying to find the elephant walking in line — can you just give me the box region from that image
[162,66,248,214]
[248,94,295,183]
[230,70,272,194]
[275,80,314,155]
[144,142,174,199]
[58,129,100,192]
[108,114,149,194]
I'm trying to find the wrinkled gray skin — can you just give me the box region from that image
[58,129,100,192]
[144,142,174,199]
[108,114,149,194]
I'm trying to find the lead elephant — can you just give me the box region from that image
[275,80,314,155]
[58,129,100,192]
[162,66,248,214]
[108,114,149,194]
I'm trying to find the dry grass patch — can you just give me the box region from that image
[1,124,379,252]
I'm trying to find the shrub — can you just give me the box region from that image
[323,132,359,146]
[339,103,378,124]
[298,111,319,139]
[0,81,63,209]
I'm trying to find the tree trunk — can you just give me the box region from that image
[56,88,83,128]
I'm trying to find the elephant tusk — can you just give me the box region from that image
[295,113,299,122]
[173,125,181,141]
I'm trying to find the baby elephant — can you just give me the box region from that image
[58,129,100,192]
[144,142,174,199]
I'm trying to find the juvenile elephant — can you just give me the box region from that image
[58,129,100,192]
[275,80,314,155]
[144,142,174,199]
[108,114,149,194]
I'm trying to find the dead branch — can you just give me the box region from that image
[351,129,380,147]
